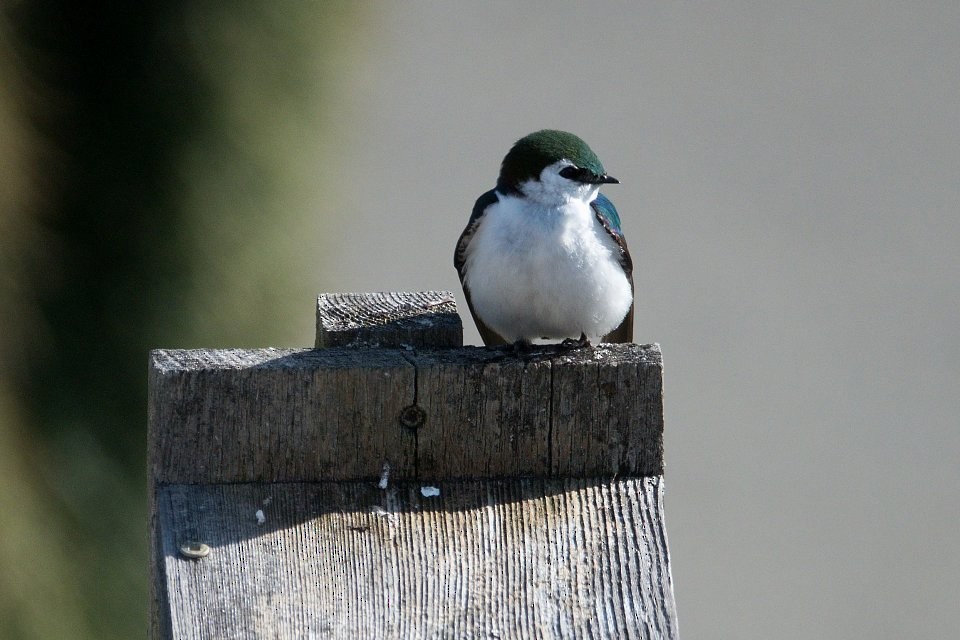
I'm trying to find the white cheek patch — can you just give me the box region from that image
[518,161,599,207]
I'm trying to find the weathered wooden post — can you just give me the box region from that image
[148,291,677,639]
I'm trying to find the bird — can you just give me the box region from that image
[454,129,633,347]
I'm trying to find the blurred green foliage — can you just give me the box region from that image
[1,2,364,637]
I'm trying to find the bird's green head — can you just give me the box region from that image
[496,129,618,196]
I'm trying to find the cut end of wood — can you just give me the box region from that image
[316,291,462,348]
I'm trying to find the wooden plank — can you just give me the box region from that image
[412,347,554,478]
[148,348,418,484]
[148,344,663,484]
[149,292,672,638]
[550,344,664,477]
[316,291,462,348]
[157,477,678,639]
[407,342,664,479]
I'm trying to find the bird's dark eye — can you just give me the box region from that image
[559,166,581,180]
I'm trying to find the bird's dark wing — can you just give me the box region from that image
[592,193,634,343]
[454,189,509,346]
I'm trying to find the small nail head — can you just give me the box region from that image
[180,542,212,559]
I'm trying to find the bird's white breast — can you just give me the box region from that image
[463,192,632,342]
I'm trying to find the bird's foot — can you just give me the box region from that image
[559,333,592,349]
[510,338,534,354]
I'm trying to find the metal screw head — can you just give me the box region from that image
[179,542,211,559]
[398,405,426,430]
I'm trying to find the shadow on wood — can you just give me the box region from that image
[158,478,674,639]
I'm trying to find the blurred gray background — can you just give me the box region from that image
[2,1,957,638]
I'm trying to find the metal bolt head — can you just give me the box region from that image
[179,542,211,559]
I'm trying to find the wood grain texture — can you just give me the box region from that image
[149,295,672,638]
[148,343,663,484]
[413,343,664,479]
[316,291,462,348]
[157,477,677,640]
[149,348,418,484]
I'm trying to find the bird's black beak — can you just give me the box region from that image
[560,166,620,185]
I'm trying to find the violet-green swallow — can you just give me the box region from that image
[454,129,634,346]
